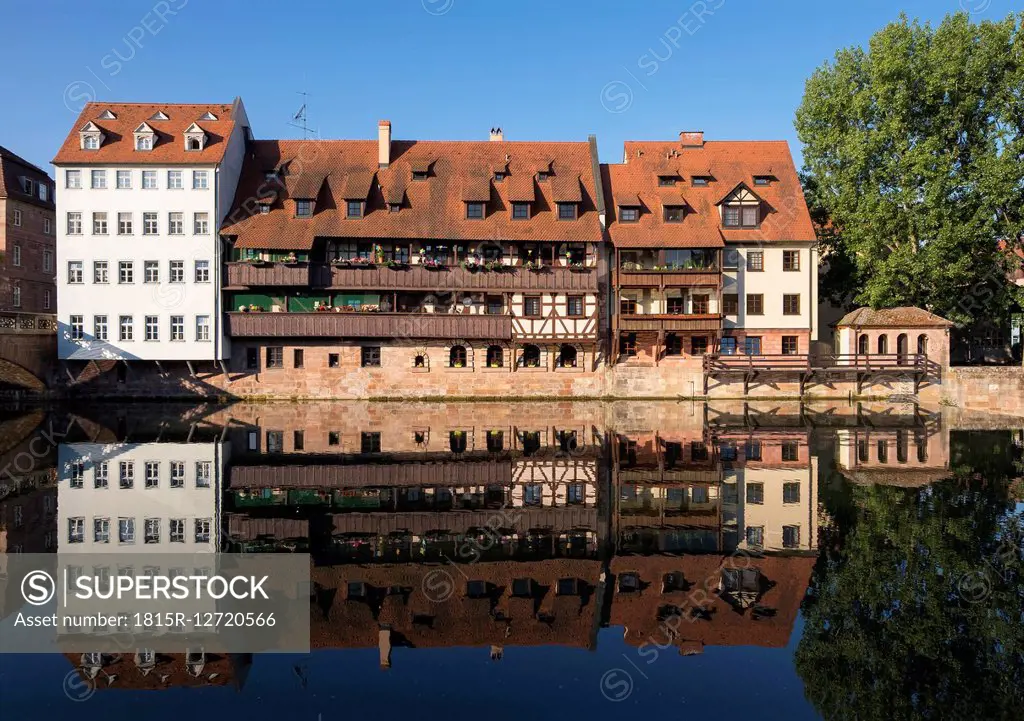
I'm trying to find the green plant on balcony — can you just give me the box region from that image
[421,257,446,270]
[251,257,272,267]
[525,260,547,272]
[348,256,375,268]
[569,261,589,272]
[461,257,483,272]
[484,260,504,272]
[282,253,301,265]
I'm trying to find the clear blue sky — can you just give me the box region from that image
[2,0,1017,174]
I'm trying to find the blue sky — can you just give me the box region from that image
[1,0,1016,173]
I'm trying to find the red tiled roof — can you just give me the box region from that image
[221,138,603,247]
[0,145,54,208]
[53,102,238,165]
[836,306,954,328]
[602,140,816,248]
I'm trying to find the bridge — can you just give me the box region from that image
[0,312,56,391]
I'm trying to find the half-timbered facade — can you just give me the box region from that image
[219,124,606,388]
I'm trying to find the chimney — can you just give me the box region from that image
[679,130,704,148]
[378,120,392,167]
[489,127,503,142]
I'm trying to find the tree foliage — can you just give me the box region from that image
[796,12,1024,327]
[797,437,1024,720]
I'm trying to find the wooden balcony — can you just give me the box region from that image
[226,262,322,288]
[225,311,513,339]
[618,268,720,289]
[226,261,599,292]
[618,314,723,333]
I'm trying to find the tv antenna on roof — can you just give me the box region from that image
[288,90,319,139]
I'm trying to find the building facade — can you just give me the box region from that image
[0,146,56,313]
[53,101,250,366]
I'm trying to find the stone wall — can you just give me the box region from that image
[942,366,1024,417]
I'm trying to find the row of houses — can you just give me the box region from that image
[47,99,822,395]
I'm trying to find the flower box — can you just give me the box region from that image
[568,263,590,273]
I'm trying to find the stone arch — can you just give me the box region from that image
[0,358,46,391]
[556,343,584,369]
[518,343,544,369]
[443,339,474,369]
[410,346,430,370]
[485,343,509,369]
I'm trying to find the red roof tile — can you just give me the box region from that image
[602,140,816,248]
[836,306,954,328]
[53,102,238,165]
[221,138,603,247]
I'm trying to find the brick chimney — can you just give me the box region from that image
[679,130,704,148]
[378,120,391,167]
[489,127,503,142]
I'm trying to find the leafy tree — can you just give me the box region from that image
[796,12,1024,330]
[797,438,1024,720]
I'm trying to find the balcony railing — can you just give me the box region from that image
[618,313,723,332]
[618,268,720,288]
[226,261,599,292]
[0,312,57,335]
[226,311,513,339]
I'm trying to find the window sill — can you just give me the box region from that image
[480,365,510,373]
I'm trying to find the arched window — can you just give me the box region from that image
[186,136,202,151]
[897,333,908,364]
[414,354,426,368]
[877,334,888,355]
[449,431,467,454]
[858,334,869,355]
[917,334,929,357]
[449,345,467,368]
[557,344,578,368]
[521,344,541,368]
[486,345,503,368]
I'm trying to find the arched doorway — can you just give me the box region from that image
[917,334,929,357]
[897,333,908,365]
[877,334,888,355]
[858,334,869,355]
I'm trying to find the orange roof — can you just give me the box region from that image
[603,139,816,248]
[836,306,954,328]
[53,102,238,165]
[221,138,603,248]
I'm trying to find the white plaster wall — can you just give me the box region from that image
[723,243,816,337]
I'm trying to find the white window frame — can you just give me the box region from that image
[94,462,109,488]
[193,212,209,234]
[194,260,210,283]
[116,169,132,189]
[118,260,134,284]
[69,315,84,340]
[90,169,107,189]
[170,316,185,342]
[196,315,211,342]
[119,517,136,544]
[66,169,81,188]
[144,315,159,341]
[94,517,110,543]
[170,519,185,543]
[119,315,134,342]
[68,261,84,284]
[93,260,108,284]
[193,170,209,189]
[94,315,107,341]
[167,170,183,189]
[195,461,212,488]
[142,170,158,189]
[170,461,185,488]
[118,212,133,235]
[142,212,158,235]
[144,260,159,284]
[68,517,85,543]
[168,212,184,235]
[169,260,185,283]
[12,209,21,227]
[67,212,82,235]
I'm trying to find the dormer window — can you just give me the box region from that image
[619,206,640,223]
[259,205,270,215]
[512,202,530,220]
[412,170,429,181]
[198,111,218,121]
[692,176,711,186]
[664,206,684,223]
[388,203,401,213]
[346,200,364,219]
[557,202,577,221]
[657,175,678,186]
[466,202,485,219]
[296,200,313,218]
[493,171,506,182]
[136,135,153,150]
[723,205,759,228]
[537,171,551,182]
[97,110,117,120]
[753,176,771,186]
[183,123,206,151]
[79,121,104,150]
[149,111,169,121]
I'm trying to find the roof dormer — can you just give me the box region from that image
[183,123,206,151]
[198,111,218,121]
[133,122,156,151]
[149,110,169,121]
[79,121,104,150]
[97,109,117,120]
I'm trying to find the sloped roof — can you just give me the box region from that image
[836,307,954,328]
[0,145,54,209]
[53,102,237,165]
[222,138,603,245]
[602,139,816,248]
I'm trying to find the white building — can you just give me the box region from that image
[53,100,251,366]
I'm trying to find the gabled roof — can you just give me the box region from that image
[0,145,55,208]
[836,307,954,328]
[133,122,155,134]
[222,137,603,248]
[602,139,816,248]
[79,120,102,133]
[54,103,237,165]
[183,122,205,135]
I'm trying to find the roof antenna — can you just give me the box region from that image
[288,89,319,139]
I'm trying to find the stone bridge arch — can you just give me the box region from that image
[0,312,56,391]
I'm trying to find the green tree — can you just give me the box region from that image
[797,441,1024,720]
[796,12,1024,330]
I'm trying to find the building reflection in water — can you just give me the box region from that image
[0,400,983,686]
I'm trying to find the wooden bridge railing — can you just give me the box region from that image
[704,353,931,374]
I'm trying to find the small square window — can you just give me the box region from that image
[783,250,800,271]
[657,175,677,186]
[691,176,710,186]
[557,203,577,220]
[329,432,341,446]
[664,206,684,223]
[329,353,340,368]
[746,483,764,504]
[783,294,801,315]
[720,337,737,355]
[690,336,708,355]
[783,482,801,504]
[782,336,799,355]
[723,294,739,315]
[296,200,313,217]
[361,346,381,368]
[782,441,799,462]
[466,202,484,219]
[361,432,382,454]
[523,296,541,317]
[746,294,764,315]
[512,202,530,219]
[619,207,639,223]
[537,171,551,182]
[412,171,429,181]
[747,251,764,271]
[266,347,284,369]
[511,578,532,597]
[566,295,584,317]
[346,200,363,219]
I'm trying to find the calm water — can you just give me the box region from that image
[0,401,1021,721]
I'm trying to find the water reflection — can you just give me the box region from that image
[0,401,1021,717]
